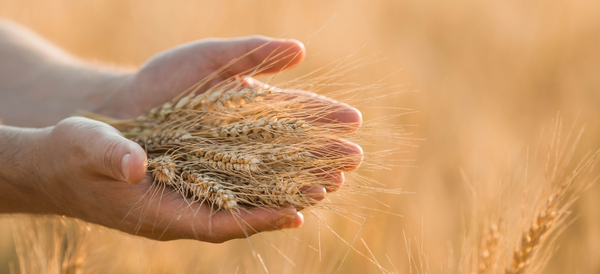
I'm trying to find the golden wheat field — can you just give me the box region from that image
[2,0,600,273]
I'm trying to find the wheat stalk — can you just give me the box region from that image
[505,186,566,274]
[85,75,392,213]
[478,220,502,274]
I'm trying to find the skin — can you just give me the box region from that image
[0,19,363,242]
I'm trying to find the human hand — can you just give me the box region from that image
[100,36,307,119]
[98,36,363,193]
[33,37,363,241]
[29,117,303,242]
[0,24,363,240]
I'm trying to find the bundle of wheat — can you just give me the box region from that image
[86,76,374,212]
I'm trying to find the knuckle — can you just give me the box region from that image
[103,141,121,173]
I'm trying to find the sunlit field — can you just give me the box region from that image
[2,0,600,273]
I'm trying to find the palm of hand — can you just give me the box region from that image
[43,117,302,242]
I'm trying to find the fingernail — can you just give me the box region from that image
[121,153,131,183]
[292,212,304,228]
[301,185,327,202]
[277,211,303,229]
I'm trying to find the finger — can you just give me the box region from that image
[205,36,305,77]
[296,185,328,211]
[309,169,345,193]
[60,117,148,184]
[310,138,364,171]
[244,78,363,132]
[277,89,363,129]
[300,185,327,201]
[207,207,303,242]
[324,171,345,192]
[159,203,303,242]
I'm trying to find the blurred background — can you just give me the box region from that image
[1,0,600,273]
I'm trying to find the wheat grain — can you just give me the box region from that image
[478,221,501,274]
[148,156,177,183]
[214,116,311,141]
[505,191,561,274]
[82,68,389,214]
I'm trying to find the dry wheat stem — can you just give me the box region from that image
[478,220,502,274]
[81,62,415,218]
[505,189,563,274]
[504,146,598,274]
[97,79,356,211]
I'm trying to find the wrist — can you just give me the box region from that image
[0,125,56,214]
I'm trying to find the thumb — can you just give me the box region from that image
[173,36,304,77]
[211,36,306,76]
[59,117,148,184]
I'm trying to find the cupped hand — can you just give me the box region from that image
[102,36,307,119]
[101,36,363,193]
[45,36,363,241]
[35,117,303,242]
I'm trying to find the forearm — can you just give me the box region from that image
[0,124,56,214]
[0,19,132,127]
